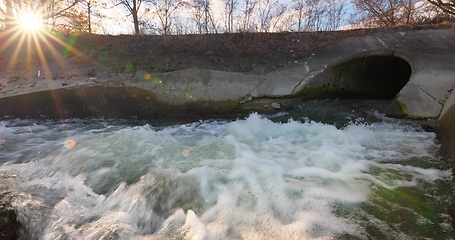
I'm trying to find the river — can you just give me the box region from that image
[0,99,453,239]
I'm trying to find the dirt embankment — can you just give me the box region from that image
[1,24,451,83]
[0,30,365,79]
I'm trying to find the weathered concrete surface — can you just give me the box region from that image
[127,69,263,104]
[1,27,455,119]
[395,29,455,118]
[254,29,406,97]
[255,28,455,118]
[0,70,267,119]
[438,82,455,171]
[439,104,455,170]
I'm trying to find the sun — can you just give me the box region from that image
[0,10,91,118]
[17,11,43,32]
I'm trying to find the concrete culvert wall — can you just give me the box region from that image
[309,55,412,99]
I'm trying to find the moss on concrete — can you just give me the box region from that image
[290,84,381,100]
[397,99,413,116]
[291,85,343,99]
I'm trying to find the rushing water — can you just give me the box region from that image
[0,100,453,239]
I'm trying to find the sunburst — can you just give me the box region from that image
[0,8,91,118]
[17,11,44,33]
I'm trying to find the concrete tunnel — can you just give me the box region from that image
[310,55,412,99]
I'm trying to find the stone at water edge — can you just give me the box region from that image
[271,102,281,109]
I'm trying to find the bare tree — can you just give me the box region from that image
[257,0,287,32]
[45,0,81,30]
[239,0,257,32]
[171,15,190,34]
[188,0,204,33]
[292,0,305,31]
[224,0,237,33]
[414,1,454,23]
[53,3,89,32]
[272,10,296,32]
[324,0,347,30]
[188,0,218,34]
[352,0,415,27]
[82,0,95,33]
[113,0,147,34]
[150,0,183,35]
[49,0,105,33]
[305,0,327,31]
[290,0,347,31]
[139,15,159,34]
[427,0,455,15]
[1,0,15,30]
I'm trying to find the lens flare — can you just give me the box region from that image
[125,62,133,71]
[182,148,190,157]
[63,34,77,57]
[63,139,77,149]
[184,93,193,99]
[144,73,151,80]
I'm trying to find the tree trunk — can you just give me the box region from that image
[88,0,92,33]
[427,0,455,16]
[133,0,140,35]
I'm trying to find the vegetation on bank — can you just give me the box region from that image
[1,23,452,84]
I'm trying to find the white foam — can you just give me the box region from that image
[0,113,451,239]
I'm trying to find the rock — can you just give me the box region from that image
[0,205,20,240]
[240,94,253,104]
[271,102,281,109]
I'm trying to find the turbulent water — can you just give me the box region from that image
[0,100,453,239]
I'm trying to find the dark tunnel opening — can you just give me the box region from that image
[335,55,412,99]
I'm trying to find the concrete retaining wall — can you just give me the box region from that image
[1,28,455,119]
